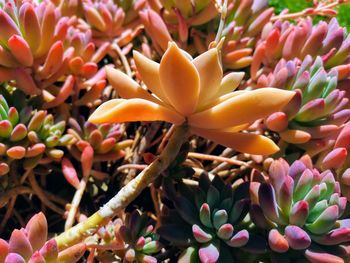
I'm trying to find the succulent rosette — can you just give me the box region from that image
[251,157,350,262]
[89,42,295,156]
[94,210,161,262]
[67,118,125,162]
[0,94,74,176]
[158,174,252,263]
[0,212,86,263]
[259,56,350,165]
[251,17,350,80]
[0,0,73,94]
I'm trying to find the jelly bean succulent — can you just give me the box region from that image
[0,94,74,177]
[0,212,86,263]
[159,174,251,263]
[251,17,350,79]
[261,56,350,159]
[251,157,350,262]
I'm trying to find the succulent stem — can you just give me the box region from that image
[55,124,189,250]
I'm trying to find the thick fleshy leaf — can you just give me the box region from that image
[217,224,234,240]
[188,88,295,129]
[193,48,222,106]
[133,51,170,104]
[5,253,26,263]
[88,99,184,125]
[306,205,339,234]
[216,72,245,97]
[9,230,33,260]
[0,238,9,262]
[268,229,289,253]
[191,128,279,155]
[279,129,311,144]
[178,247,198,263]
[289,200,309,226]
[159,42,200,115]
[305,249,344,263]
[284,225,311,250]
[25,212,47,251]
[39,239,58,261]
[259,183,281,223]
[226,229,249,247]
[213,210,228,229]
[192,224,212,243]
[198,243,219,263]
[322,148,347,170]
[311,227,350,245]
[105,67,161,104]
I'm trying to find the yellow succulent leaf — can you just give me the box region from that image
[197,90,246,112]
[280,129,311,144]
[193,48,222,107]
[106,66,161,104]
[216,72,245,97]
[133,51,170,104]
[191,127,279,155]
[88,98,185,125]
[159,42,200,116]
[188,88,295,129]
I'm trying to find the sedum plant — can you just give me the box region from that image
[159,174,251,263]
[251,157,350,262]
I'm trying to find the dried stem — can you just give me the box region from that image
[28,171,65,215]
[0,197,17,232]
[55,124,189,250]
[111,42,132,77]
[188,152,249,167]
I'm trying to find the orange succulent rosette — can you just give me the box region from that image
[89,42,295,155]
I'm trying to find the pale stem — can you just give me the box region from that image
[65,176,89,230]
[214,0,228,44]
[55,124,189,250]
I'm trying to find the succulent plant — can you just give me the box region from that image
[0,0,72,94]
[67,118,125,163]
[250,157,350,262]
[0,212,86,263]
[259,56,350,164]
[158,174,252,263]
[0,94,74,176]
[251,17,350,80]
[92,210,161,262]
[89,42,295,156]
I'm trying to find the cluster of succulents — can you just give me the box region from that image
[0,94,74,177]
[251,17,350,79]
[260,56,349,160]
[251,157,350,262]
[89,210,161,262]
[159,174,251,262]
[0,212,86,262]
[2,0,350,262]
